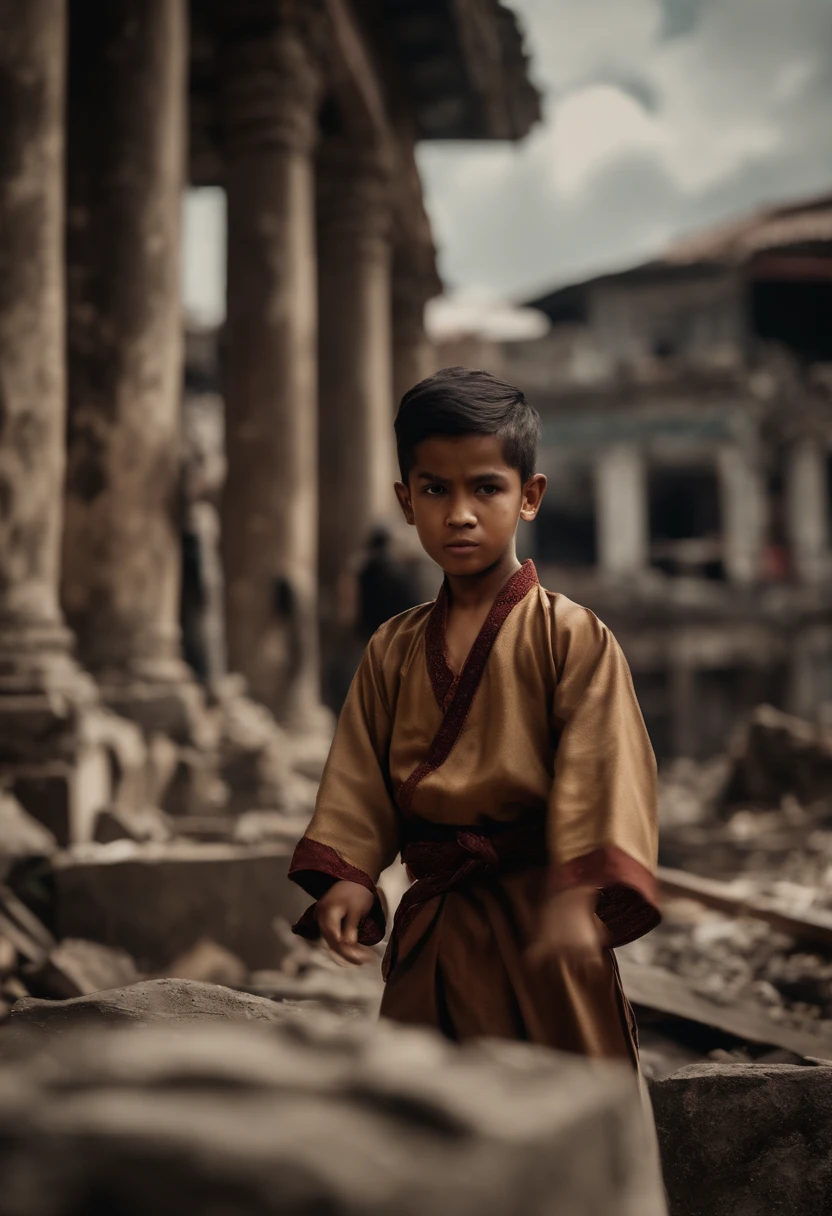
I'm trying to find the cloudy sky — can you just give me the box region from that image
[184,0,832,332]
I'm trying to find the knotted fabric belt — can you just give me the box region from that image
[382,816,547,980]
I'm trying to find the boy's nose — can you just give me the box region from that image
[445,497,477,527]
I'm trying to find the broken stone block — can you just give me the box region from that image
[0,1014,667,1216]
[172,814,237,842]
[24,939,139,1001]
[722,704,832,809]
[650,1061,832,1215]
[232,810,310,847]
[12,746,110,846]
[212,680,325,815]
[162,938,247,988]
[0,790,57,861]
[93,804,174,844]
[78,706,149,810]
[52,842,310,971]
[160,746,226,817]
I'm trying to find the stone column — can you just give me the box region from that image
[594,444,648,578]
[717,445,766,586]
[0,0,119,843]
[317,138,397,625]
[785,437,830,586]
[62,0,199,740]
[219,8,326,728]
[392,258,437,409]
[0,0,75,695]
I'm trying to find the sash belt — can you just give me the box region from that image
[382,816,547,980]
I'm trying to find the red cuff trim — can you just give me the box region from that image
[549,846,661,948]
[288,837,386,946]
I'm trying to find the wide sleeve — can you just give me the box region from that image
[547,599,660,947]
[289,629,401,946]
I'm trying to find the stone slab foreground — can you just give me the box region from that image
[0,983,665,1216]
[651,1060,832,1216]
[51,842,309,970]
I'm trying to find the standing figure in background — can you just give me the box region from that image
[356,524,422,642]
[325,525,422,714]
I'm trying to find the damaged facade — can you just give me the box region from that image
[467,193,832,761]
[0,0,539,843]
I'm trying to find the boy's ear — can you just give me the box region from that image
[520,473,547,521]
[394,481,415,526]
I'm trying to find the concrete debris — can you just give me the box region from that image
[651,1062,832,1216]
[162,938,248,988]
[0,937,15,977]
[722,703,832,809]
[93,804,174,844]
[0,790,57,862]
[0,1016,666,1216]
[625,898,832,1038]
[0,978,295,1045]
[205,677,325,816]
[24,938,139,1001]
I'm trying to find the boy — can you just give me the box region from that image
[290,366,659,1061]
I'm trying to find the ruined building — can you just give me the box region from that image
[490,193,832,760]
[0,0,539,840]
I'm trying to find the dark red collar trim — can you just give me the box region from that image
[401,560,539,813]
[425,559,539,709]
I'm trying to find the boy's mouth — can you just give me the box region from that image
[444,540,479,552]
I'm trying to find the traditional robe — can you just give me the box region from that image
[290,560,659,1061]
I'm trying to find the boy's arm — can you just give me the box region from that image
[544,600,660,949]
[289,630,400,950]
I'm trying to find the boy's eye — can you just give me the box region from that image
[477,485,500,495]
[422,484,446,495]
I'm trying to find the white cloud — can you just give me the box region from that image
[426,287,550,342]
[551,85,664,196]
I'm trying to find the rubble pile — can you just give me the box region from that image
[625,902,832,1036]
[0,753,384,1025]
[648,703,832,1041]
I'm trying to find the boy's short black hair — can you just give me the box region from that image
[394,366,541,485]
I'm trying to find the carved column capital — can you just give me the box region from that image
[317,137,394,252]
[219,3,327,157]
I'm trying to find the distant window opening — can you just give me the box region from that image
[752,278,832,362]
[648,465,723,578]
[761,462,791,582]
[536,464,596,567]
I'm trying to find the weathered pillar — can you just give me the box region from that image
[785,437,830,585]
[220,7,325,727]
[594,444,649,577]
[0,0,116,842]
[317,138,398,625]
[717,445,766,586]
[62,0,200,740]
[391,256,437,408]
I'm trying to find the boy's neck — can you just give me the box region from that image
[443,550,522,611]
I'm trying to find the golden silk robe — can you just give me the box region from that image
[290,560,659,1060]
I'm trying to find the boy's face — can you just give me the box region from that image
[394,434,546,576]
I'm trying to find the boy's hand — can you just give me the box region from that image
[315,880,376,965]
[526,885,610,970]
